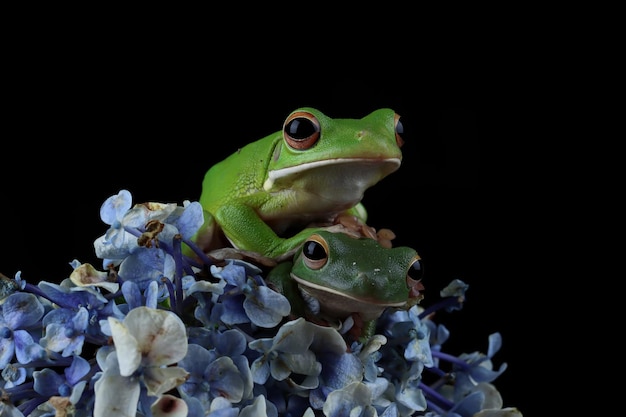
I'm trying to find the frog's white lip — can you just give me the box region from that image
[292,274,406,321]
[265,157,401,187]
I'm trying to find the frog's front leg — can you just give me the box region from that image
[215,203,328,259]
[344,202,368,224]
[266,261,306,319]
[344,314,379,343]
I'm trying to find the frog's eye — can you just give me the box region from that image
[394,113,405,148]
[406,255,424,299]
[301,234,329,270]
[283,111,321,150]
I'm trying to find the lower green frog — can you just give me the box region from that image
[267,230,424,341]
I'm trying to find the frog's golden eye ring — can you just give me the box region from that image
[283,111,321,150]
[406,255,425,299]
[394,113,405,148]
[301,233,329,270]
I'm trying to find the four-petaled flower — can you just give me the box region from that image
[0,293,45,368]
[177,344,246,407]
[93,306,189,417]
[33,355,90,404]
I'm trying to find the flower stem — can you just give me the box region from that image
[172,234,185,316]
[419,381,454,410]
[162,276,177,313]
[18,396,48,416]
[23,283,73,309]
[430,349,470,370]
[418,296,464,319]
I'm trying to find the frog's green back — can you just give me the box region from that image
[199,131,282,214]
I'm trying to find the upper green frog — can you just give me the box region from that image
[194,107,405,259]
[267,230,424,340]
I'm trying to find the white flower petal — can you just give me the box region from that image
[124,307,188,367]
[93,368,140,417]
[108,317,141,377]
[69,263,118,292]
[186,279,226,296]
[239,394,269,417]
[143,366,189,397]
[474,382,503,410]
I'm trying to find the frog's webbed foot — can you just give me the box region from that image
[331,213,397,248]
[268,215,396,261]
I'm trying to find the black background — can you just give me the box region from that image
[2,48,530,415]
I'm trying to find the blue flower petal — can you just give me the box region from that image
[211,263,247,287]
[204,356,245,403]
[122,280,143,309]
[72,307,89,331]
[178,344,216,380]
[2,293,44,329]
[65,355,91,386]
[118,247,175,290]
[212,329,247,357]
[469,362,508,383]
[219,296,249,325]
[144,280,159,309]
[42,308,74,328]
[243,286,290,328]
[486,332,502,359]
[250,356,271,385]
[317,351,362,390]
[62,334,85,357]
[99,190,132,226]
[33,367,65,396]
[13,329,43,364]
[175,201,205,239]
[449,390,485,416]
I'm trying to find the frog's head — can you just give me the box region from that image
[290,231,424,322]
[263,108,404,206]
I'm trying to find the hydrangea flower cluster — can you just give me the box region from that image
[0,190,522,417]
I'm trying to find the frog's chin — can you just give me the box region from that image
[293,275,406,322]
[264,157,401,199]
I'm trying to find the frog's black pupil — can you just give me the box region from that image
[286,118,318,140]
[303,241,326,260]
[410,259,424,280]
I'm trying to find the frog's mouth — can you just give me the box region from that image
[264,158,401,204]
[292,274,407,322]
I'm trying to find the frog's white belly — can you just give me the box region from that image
[261,158,400,230]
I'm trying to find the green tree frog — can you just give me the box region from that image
[267,230,424,340]
[194,107,405,259]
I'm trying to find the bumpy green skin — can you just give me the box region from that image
[194,107,402,259]
[267,230,419,340]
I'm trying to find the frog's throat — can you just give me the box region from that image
[263,157,401,191]
[292,274,406,321]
